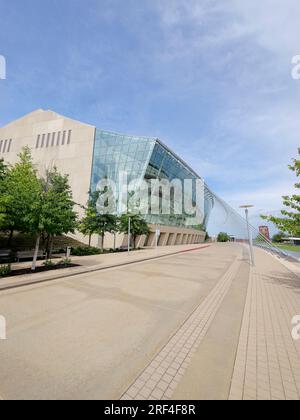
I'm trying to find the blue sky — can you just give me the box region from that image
[0,0,299,228]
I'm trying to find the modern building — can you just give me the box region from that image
[0,110,214,247]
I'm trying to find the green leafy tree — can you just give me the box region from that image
[78,192,100,247]
[96,214,118,252]
[118,189,150,249]
[29,166,78,270]
[0,159,8,229]
[0,147,41,246]
[262,149,300,236]
[0,158,7,182]
[39,168,77,259]
[78,191,118,251]
[118,214,150,249]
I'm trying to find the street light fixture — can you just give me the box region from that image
[240,205,255,266]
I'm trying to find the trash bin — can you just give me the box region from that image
[66,247,71,259]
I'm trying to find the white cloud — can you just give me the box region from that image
[230,0,300,56]
[224,180,296,212]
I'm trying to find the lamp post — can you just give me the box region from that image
[240,205,255,266]
[128,216,131,255]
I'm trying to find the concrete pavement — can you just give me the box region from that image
[0,243,239,400]
[0,243,299,400]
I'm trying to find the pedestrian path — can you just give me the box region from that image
[229,248,300,400]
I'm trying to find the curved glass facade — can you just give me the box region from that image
[91,129,214,230]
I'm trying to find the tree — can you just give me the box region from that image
[39,168,77,259]
[262,149,300,236]
[0,147,41,246]
[272,232,285,243]
[118,214,150,249]
[78,191,118,251]
[29,166,78,270]
[217,232,230,243]
[96,214,118,251]
[0,158,7,182]
[0,159,8,229]
[78,192,100,247]
[0,149,77,268]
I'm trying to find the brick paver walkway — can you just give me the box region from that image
[229,251,300,400]
[121,251,242,400]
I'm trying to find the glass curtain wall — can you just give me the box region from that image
[91,129,214,230]
[91,129,155,190]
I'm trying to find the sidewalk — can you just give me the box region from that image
[229,248,300,400]
[0,244,210,291]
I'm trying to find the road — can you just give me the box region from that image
[0,243,242,400]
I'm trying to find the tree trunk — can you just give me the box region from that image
[89,234,92,247]
[48,235,54,259]
[45,234,51,259]
[32,233,41,272]
[113,232,116,250]
[7,228,14,247]
[101,233,105,252]
[133,235,137,250]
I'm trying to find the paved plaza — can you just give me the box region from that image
[0,243,299,400]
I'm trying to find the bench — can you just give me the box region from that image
[0,249,12,262]
[119,246,133,251]
[16,250,46,262]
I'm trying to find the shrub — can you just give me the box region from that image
[43,260,55,268]
[217,232,230,243]
[71,247,102,256]
[57,258,72,267]
[0,264,12,277]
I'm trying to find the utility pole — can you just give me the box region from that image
[128,216,131,255]
[240,205,255,266]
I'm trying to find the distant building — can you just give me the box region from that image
[286,238,300,246]
[259,226,270,241]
